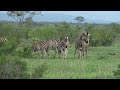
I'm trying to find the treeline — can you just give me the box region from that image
[0,21,120,47]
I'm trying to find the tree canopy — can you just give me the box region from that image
[7,11,41,26]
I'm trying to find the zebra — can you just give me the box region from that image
[0,37,7,44]
[32,40,48,58]
[74,31,90,59]
[32,39,60,59]
[46,39,60,58]
[57,37,70,59]
[0,37,7,47]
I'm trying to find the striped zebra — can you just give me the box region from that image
[46,39,60,58]
[74,31,90,59]
[0,37,7,43]
[32,39,60,58]
[32,40,48,58]
[57,37,69,59]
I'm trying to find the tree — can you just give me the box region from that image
[7,11,41,40]
[74,16,85,23]
[7,11,41,26]
[61,21,70,28]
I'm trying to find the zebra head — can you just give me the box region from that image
[80,31,90,43]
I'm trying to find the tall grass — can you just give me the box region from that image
[23,45,120,79]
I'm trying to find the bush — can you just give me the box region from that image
[0,55,48,79]
[0,55,28,79]
[98,55,106,60]
[108,52,116,56]
[16,45,32,58]
[0,37,19,56]
[113,64,120,79]
[97,53,106,60]
[15,39,32,58]
[28,25,57,40]
[89,26,116,46]
[30,62,47,79]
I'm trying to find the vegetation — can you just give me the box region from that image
[0,13,120,78]
[0,55,48,79]
[0,55,28,79]
[74,16,85,23]
[113,64,120,79]
[7,11,41,26]
[24,45,120,79]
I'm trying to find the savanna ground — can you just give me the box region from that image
[24,43,120,79]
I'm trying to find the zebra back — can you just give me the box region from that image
[0,37,7,43]
[47,39,60,50]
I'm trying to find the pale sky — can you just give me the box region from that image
[42,11,120,16]
[42,11,120,21]
[2,11,120,16]
[1,11,120,22]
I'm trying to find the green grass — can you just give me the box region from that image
[22,45,120,79]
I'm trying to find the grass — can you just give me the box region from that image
[22,45,120,79]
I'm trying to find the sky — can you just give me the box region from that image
[42,11,120,16]
[1,11,120,22]
[42,11,120,21]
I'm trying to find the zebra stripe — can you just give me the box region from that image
[32,39,60,58]
[0,37,7,43]
[74,31,90,59]
[57,37,69,59]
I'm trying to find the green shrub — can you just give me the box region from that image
[15,39,32,58]
[0,37,19,56]
[97,53,106,60]
[28,25,57,40]
[0,55,48,79]
[98,55,106,60]
[108,52,116,56]
[113,64,120,79]
[31,62,47,79]
[89,26,116,46]
[0,56,28,79]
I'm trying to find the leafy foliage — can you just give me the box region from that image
[0,56,28,79]
[30,62,48,79]
[113,64,120,79]
[74,16,85,23]
[7,11,41,26]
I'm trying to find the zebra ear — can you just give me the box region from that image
[4,37,7,41]
[88,34,90,37]
[66,37,68,39]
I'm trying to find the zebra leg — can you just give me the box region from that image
[66,49,68,59]
[46,51,49,59]
[80,50,82,59]
[46,48,49,59]
[64,49,68,59]
[78,49,82,59]
[41,50,44,59]
[58,49,60,58]
[58,50,61,59]
[37,50,40,58]
[78,50,80,59]
[82,49,85,59]
[54,49,57,59]
[85,49,87,59]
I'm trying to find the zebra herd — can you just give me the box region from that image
[32,37,69,59]
[0,31,90,59]
[32,31,90,59]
